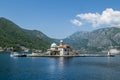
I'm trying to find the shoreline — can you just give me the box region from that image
[10,53,115,57]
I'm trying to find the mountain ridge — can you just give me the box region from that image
[64,27,120,53]
[0,17,54,51]
[1,17,120,53]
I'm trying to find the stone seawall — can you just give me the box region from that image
[26,53,114,57]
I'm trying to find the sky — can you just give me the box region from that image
[0,0,120,39]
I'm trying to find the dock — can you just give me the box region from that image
[10,53,115,57]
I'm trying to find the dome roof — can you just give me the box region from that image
[51,43,57,48]
[60,40,63,43]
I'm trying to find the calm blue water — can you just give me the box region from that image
[0,53,120,80]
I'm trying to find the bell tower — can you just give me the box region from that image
[60,40,63,46]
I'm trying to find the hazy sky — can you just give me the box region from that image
[0,0,120,39]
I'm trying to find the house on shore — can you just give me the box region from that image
[0,47,3,52]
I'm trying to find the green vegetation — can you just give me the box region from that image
[0,17,54,52]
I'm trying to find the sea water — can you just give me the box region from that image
[0,52,120,80]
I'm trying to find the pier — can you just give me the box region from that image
[10,53,114,57]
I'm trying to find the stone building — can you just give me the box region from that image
[47,40,74,56]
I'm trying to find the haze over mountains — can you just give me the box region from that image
[0,17,120,52]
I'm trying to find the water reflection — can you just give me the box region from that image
[58,57,64,69]
[58,57,72,69]
[48,57,72,73]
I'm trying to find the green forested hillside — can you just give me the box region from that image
[0,17,53,51]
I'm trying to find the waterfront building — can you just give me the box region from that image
[0,47,3,52]
[47,40,74,56]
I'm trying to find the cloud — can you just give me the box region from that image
[71,19,82,26]
[71,8,120,27]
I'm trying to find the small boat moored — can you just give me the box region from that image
[10,52,27,57]
[107,51,114,57]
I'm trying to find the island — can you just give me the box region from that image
[10,40,114,57]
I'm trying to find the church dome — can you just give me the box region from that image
[51,43,57,48]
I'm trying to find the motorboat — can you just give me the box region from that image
[10,52,27,57]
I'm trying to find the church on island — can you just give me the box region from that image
[47,40,77,56]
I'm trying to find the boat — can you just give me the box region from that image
[107,51,114,57]
[10,52,27,57]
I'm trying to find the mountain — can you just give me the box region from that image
[88,27,120,47]
[0,17,54,51]
[1,17,120,53]
[64,31,89,49]
[64,27,120,53]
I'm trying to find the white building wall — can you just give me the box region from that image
[58,48,73,55]
[51,47,56,50]
[58,48,64,56]
[60,49,64,56]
